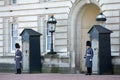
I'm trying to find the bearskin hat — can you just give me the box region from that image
[86,41,91,47]
[15,43,20,48]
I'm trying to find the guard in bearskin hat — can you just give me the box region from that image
[15,43,22,74]
[84,41,94,75]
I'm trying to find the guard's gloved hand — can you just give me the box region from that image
[90,59,92,61]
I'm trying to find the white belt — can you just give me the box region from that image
[16,56,20,58]
[86,54,91,56]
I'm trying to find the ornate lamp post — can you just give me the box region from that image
[47,15,57,54]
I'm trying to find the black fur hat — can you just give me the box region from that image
[15,43,20,48]
[86,41,91,47]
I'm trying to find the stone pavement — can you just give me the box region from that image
[0,73,120,80]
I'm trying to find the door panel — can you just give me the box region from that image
[29,37,41,73]
[22,42,29,72]
[92,39,99,74]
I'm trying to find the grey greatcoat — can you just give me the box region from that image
[85,48,94,68]
[15,50,22,69]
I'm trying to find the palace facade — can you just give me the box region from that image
[0,0,120,74]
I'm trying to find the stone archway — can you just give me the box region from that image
[68,0,100,73]
[80,4,100,72]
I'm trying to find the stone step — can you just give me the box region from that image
[0,63,15,72]
[0,56,15,72]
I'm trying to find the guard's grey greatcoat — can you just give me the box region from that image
[15,50,22,69]
[85,48,93,68]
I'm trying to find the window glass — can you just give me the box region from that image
[46,22,55,52]
[12,0,16,4]
[11,23,18,51]
[47,36,51,50]
[11,0,17,4]
[47,24,51,51]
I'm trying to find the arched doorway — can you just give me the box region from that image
[80,4,100,72]
[68,0,100,73]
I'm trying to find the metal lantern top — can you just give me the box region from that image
[47,15,57,24]
[47,15,57,32]
[96,13,107,21]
